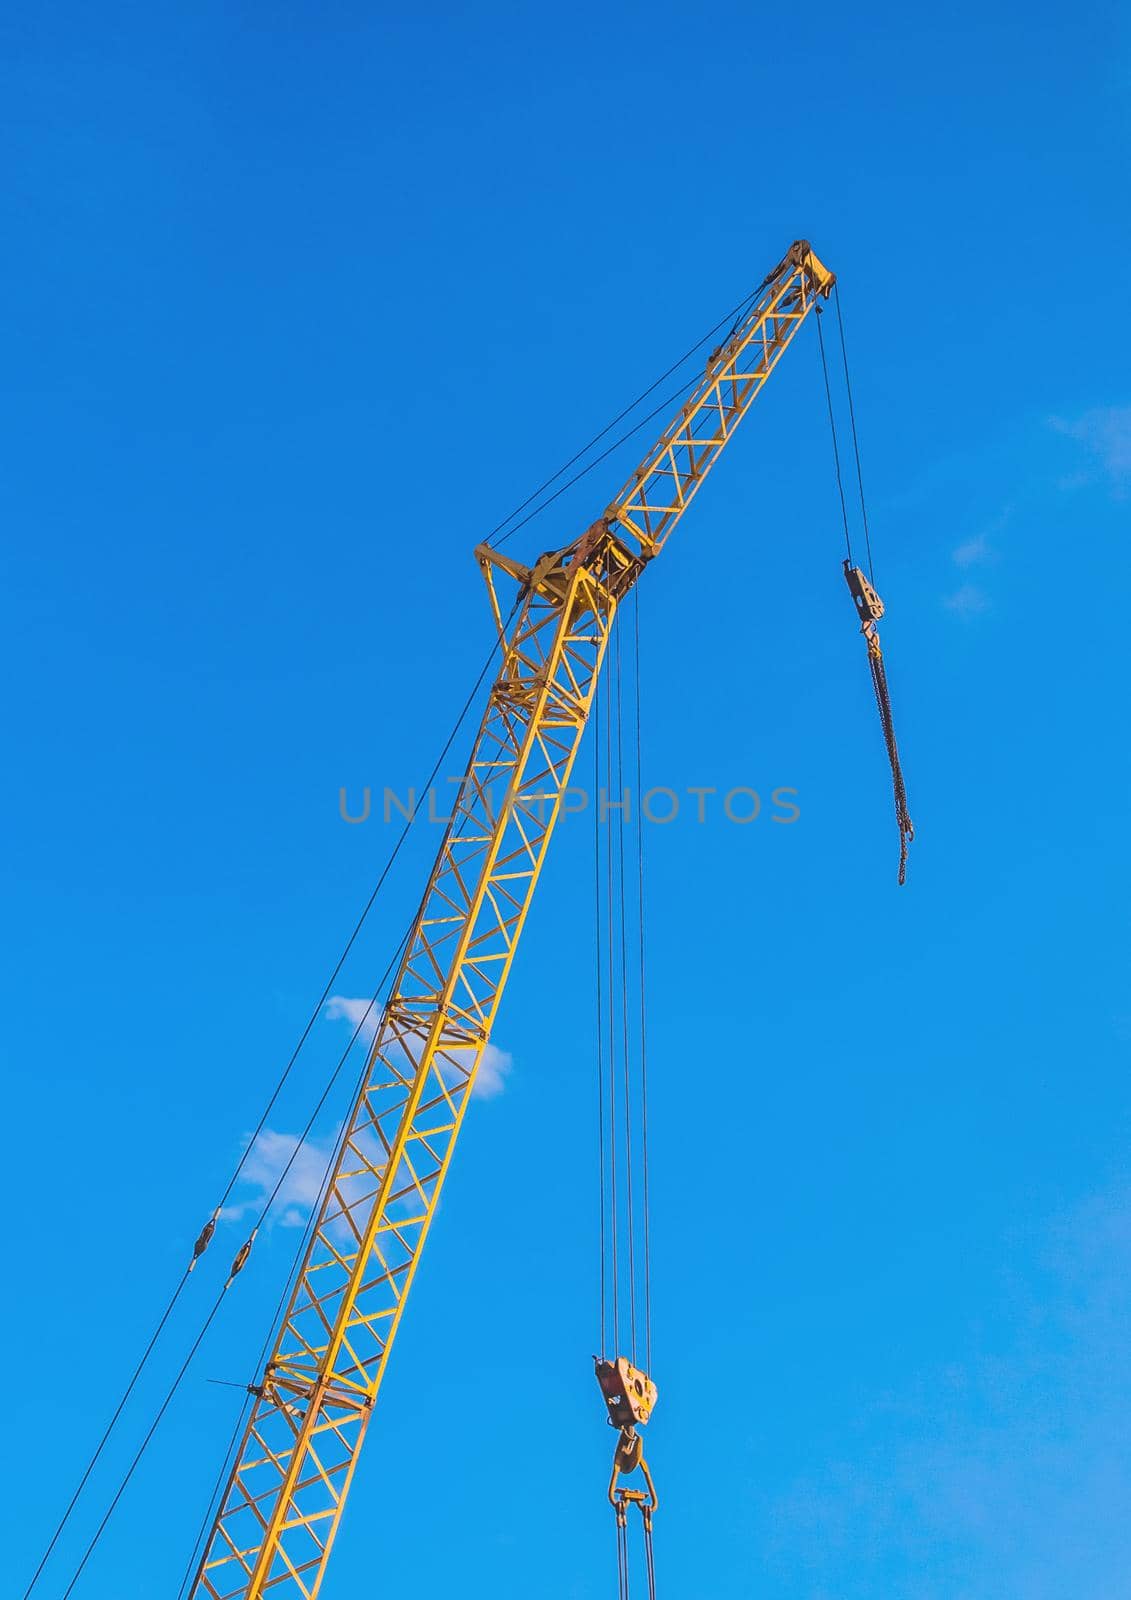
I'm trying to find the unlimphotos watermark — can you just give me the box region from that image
[338,782,800,826]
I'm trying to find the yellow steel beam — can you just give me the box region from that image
[189,239,831,1600]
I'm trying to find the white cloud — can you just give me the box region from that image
[475,1043,512,1099]
[325,996,512,1099]
[952,504,1009,572]
[219,1013,514,1237]
[325,994,380,1041]
[953,532,991,567]
[1050,406,1131,493]
[222,1127,336,1228]
[224,1121,444,1237]
[943,583,990,618]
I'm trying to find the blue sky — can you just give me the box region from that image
[3,2,1130,1596]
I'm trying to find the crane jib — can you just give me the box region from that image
[186,242,834,1600]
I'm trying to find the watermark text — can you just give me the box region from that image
[338,782,801,827]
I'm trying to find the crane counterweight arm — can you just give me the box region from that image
[187,241,832,1600]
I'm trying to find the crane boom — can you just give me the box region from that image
[189,240,833,1600]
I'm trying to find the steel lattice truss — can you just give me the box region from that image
[190,241,832,1600]
[607,245,828,558]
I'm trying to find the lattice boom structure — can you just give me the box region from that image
[190,240,833,1600]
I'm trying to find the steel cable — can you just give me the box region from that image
[633,591,653,1375]
[173,925,413,1599]
[485,286,763,551]
[834,283,875,585]
[174,1387,252,1600]
[820,292,913,884]
[815,309,853,566]
[614,617,638,1364]
[29,605,519,1598]
[605,624,620,1353]
[34,272,778,1599]
[59,1287,230,1600]
[17,1262,193,1599]
[617,1517,631,1600]
[594,645,608,1359]
[60,921,416,1600]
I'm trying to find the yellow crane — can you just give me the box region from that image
[187,240,839,1600]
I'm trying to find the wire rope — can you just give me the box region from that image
[614,617,638,1365]
[18,1264,193,1599]
[594,645,608,1359]
[489,375,702,551]
[815,309,853,567]
[58,1288,230,1600]
[174,1388,253,1600]
[23,607,516,1598]
[632,590,653,1375]
[33,603,519,1598]
[605,622,620,1354]
[59,921,415,1599]
[833,283,875,584]
[484,285,762,551]
[172,927,413,1600]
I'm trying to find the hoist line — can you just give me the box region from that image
[632,590,653,1376]
[617,1518,631,1600]
[174,974,409,1600]
[26,880,418,1600]
[26,613,516,1600]
[490,373,701,551]
[175,1390,252,1600]
[605,623,621,1354]
[214,598,520,1220]
[177,1093,372,1600]
[593,594,653,1377]
[17,1263,192,1599]
[614,616,638,1365]
[58,1287,229,1600]
[833,283,875,586]
[593,650,608,1360]
[815,308,853,567]
[57,926,415,1600]
[484,283,763,551]
[160,243,835,1600]
[250,919,416,1244]
[644,1521,657,1600]
[820,292,911,883]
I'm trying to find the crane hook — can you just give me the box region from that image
[595,1356,660,1523]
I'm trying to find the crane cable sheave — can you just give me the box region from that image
[595,1356,659,1511]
